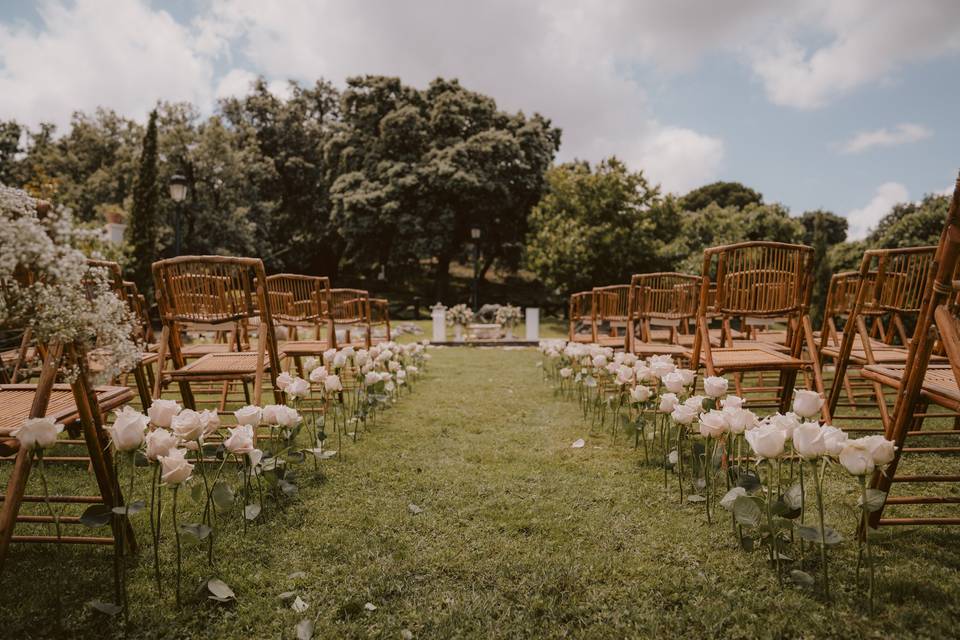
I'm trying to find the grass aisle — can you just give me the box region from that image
[4,347,960,638]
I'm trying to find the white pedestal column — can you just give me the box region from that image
[525,307,539,341]
[432,307,447,342]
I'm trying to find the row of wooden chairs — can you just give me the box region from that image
[1,252,392,569]
[570,175,960,531]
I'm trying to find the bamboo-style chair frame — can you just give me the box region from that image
[824,247,939,428]
[152,256,284,409]
[690,241,828,419]
[266,274,335,371]
[1,253,137,568]
[330,288,372,348]
[591,284,630,348]
[368,298,392,345]
[568,291,595,343]
[857,175,960,528]
[625,272,700,357]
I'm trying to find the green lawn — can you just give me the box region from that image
[3,347,959,638]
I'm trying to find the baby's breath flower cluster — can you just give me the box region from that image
[0,184,138,381]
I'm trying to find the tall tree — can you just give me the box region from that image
[326,76,560,299]
[525,158,666,296]
[126,109,160,297]
[809,212,833,325]
[680,181,763,211]
[799,209,847,246]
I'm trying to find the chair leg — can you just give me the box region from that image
[133,364,152,410]
[0,448,34,569]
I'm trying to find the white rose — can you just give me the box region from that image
[662,372,684,394]
[275,371,294,391]
[276,406,301,428]
[859,435,896,466]
[793,390,824,419]
[261,404,283,425]
[559,367,573,378]
[302,356,320,373]
[145,428,178,461]
[287,377,311,399]
[248,448,264,467]
[365,371,381,386]
[621,353,638,367]
[839,439,875,476]
[108,406,148,452]
[745,423,786,458]
[199,409,220,436]
[792,422,826,459]
[309,366,328,384]
[159,448,194,485]
[147,399,181,428]
[171,409,204,441]
[820,425,848,456]
[671,404,698,425]
[323,348,337,364]
[342,345,355,358]
[766,413,800,439]
[630,385,651,403]
[725,408,758,434]
[592,355,607,369]
[324,375,343,392]
[389,360,400,372]
[677,369,696,387]
[333,351,348,368]
[223,424,255,455]
[659,393,679,413]
[234,405,262,426]
[616,366,634,385]
[634,365,652,382]
[684,395,706,412]
[698,410,728,438]
[722,395,745,410]
[12,417,64,450]
[703,376,729,398]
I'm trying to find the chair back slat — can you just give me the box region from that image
[703,242,813,317]
[265,274,332,324]
[153,257,261,325]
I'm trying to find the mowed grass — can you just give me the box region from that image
[3,347,960,639]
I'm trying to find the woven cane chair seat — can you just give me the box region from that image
[862,364,960,408]
[697,346,805,371]
[631,342,689,356]
[279,340,332,356]
[181,343,233,357]
[0,384,132,434]
[168,350,284,378]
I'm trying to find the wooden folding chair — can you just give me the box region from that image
[858,174,960,528]
[369,298,392,345]
[690,241,828,419]
[330,288,372,348]
[625,272,700,358]
[152,256,284,409]
[591,285,630,348]
[824,247,940,430]
[266,273,334,373]
[0,343,135,568]
[568,291,595,343]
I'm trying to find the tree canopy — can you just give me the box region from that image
[680,180,763,211]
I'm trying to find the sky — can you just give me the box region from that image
[1,0,958,239]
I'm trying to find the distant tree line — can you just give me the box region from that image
[0,75,947,315]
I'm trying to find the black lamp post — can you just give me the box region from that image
[168,174,188,256]
[471,226,481,311]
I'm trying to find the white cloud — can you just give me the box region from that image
[635,127,725,194]
[0,0,215,128]
[747,1,960,109]
[845,182,909,240]
[839,123,933,154]
[214,68,257,100]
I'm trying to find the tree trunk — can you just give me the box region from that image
[434,253,452,302]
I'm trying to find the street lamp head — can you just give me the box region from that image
[169,174,188,203]
[470,227,481,240]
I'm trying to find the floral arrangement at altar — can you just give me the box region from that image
[538,338,895,611]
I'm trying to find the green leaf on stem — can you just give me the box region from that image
[244,503,262,521]
[190,482,205,504]
[784,483,804,510]
[732,495,763,528]
[211,482,235,509]
[111,499,146,516]
[179,522,212,540]
[789,569,815,587]
[796,524,843,545]
[686,494,706,503]
[858,489,887,512]
[79,504,113,528]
